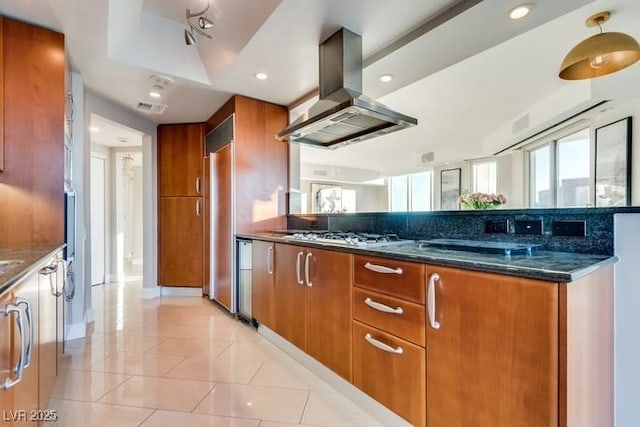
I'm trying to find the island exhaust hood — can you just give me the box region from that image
[276,28,417,149]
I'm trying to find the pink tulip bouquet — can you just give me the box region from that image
[459,190,507,210]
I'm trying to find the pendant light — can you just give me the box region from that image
[559,11,640,80]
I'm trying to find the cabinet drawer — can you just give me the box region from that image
[353,288,425,347]
[353,320,426,427]
[353,255,425,303]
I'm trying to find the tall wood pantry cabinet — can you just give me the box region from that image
[203,95,288,307]
[157,123,205,287]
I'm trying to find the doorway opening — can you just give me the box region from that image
[89,114,146,287]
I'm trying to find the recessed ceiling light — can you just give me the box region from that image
[379,74,393,82]
[255,72,268,80]
[149,91,162,98]
[509,4,532,20]
[89,126,100,133]
[149,84,163,98]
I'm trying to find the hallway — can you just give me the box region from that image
[49,282,382,426]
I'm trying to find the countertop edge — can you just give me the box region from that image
[0,245,66,296]
[237,233,616,283]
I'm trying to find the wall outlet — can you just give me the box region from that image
[514,220,542,235]
[485,219,509,234]
[552,220,586,237]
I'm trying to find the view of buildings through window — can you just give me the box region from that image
[528,128,591,207]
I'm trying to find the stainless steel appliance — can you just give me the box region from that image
[276,28,417,149]
[236,239,252,321]
[283,231,412,248]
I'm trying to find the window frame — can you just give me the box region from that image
[388,170,434,212]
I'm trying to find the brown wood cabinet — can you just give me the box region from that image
[273,243,307,350]
[251,240,276,329]
[354,255,426,304]
[274,243,353,380]
[158,197,203,287]
[157,124,204,197]
[353,320,426,427]
[2,267,40,424]
[0,17,65,247]
[0,17,4,172]
[157,124,205,288]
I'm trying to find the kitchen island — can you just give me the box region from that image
[239,232,614,427]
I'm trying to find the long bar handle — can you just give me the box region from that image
[296,251,304,285]
[267,246,274,275]
[15,298,34,368]
[364,333,404,355]
[195,199,201,216]
[196,176,201,194]
[364,262,403,275]
[305,252,312,287]
[364,297,403,315]
[427,273,441,330]
[2,305,26,390]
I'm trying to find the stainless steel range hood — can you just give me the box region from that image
[276,28,417,149]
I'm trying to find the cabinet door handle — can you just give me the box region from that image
[38,264,58,276]
[196,176,201,194]
[305,252,312,287]
[15,298,34,368]
[296,251,304,285]
[364,262,403,275]
[195,199,201,216]
[267,246,274,275]
[364,297,403,315]
[2,304,26,390]
[427,273,441,330]
[364,333,404,355]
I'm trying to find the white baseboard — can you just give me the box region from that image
[160,286,202,297]
[142,286,161,299]
[65,321,86,341]
[258,325,411,427]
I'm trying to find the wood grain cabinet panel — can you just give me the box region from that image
[158,197,203,287]
[353,320,426,427]
[305,247,352,381]
[157,124,204,197]
[352,287,425,347]
[353,255,425,303]
[252,240,276,329]
[273,243,307,351]
[425,266,559,427]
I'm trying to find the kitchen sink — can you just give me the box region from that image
[0,260,24,275]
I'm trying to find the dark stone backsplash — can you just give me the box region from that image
[287,207,640,255]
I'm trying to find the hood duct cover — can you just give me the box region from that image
[276,28,417,149]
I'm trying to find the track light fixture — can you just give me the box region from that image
[184,1,214,45]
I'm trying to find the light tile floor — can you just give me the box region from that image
[48,281,384,426]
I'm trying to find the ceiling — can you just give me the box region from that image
[0,0,638,173]
[90,114,145,147]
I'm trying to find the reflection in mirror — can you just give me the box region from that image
[288,1,640,213]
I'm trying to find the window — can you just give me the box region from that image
[527,128,591,207]
[472,161,497,194]
[389,171,433,212]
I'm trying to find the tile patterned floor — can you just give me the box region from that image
[48,281,384,426]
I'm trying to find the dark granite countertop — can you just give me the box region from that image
[0,245,65,295]
[237,233,616,283]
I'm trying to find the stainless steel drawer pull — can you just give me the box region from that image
[364,262,403,275]
[267,246,274,275]
[196,176,201,194]
[364,297,403,314]
[427,273,441,330]
[15,298,34,368]
[38,264,58,276]
[195,199,201,216]
[296,251,304,285]
[305,252,312,287]
[2,304,26,390]
[365,333,404,354]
